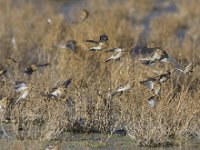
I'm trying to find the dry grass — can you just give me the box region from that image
[0,0,200,147]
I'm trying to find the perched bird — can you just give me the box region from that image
[139,72,170,95]
[50,78,72,99]
[14,81,29,104]
[140,47,169,65]
[80,9,89,21]
[57,40,77,52]
[147,96,158,108]
[24,63,50,75]
[85,34,109,51]
[110,78,134,97]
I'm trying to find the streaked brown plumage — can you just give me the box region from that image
[24,63,50,75]
[140,47,169,65]
[50,78,72,99]
[139,72,170,95]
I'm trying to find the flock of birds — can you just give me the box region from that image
[0,32,195,116]
[82,34,194,108]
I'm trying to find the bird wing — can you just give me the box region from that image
[139,58,151,65]
[62,78,72,88]
[183,63,193,73]
[148,96,156,108]
[176,63,193,74]
[105,48,118,53]
[85,40,99,44]
[15,83,28,92]
[140,80,154,91]
[166,54,181,69]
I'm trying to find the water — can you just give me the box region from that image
[0,133,200,150]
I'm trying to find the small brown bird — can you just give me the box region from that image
[80,9,89,21]
[14,81,29,104]
[110,78,134,97]
[50,78,72,99]
[58,40,77,52]
[85,34,109,51]
[140,47,169,65]
[106,51,123,62]
[176,62,193,74]
[139,72,170,95]
[105,48,129,62]
[24,63,50,75]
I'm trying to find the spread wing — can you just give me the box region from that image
[85,40,99,45]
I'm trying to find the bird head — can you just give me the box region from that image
[100,34,108,42]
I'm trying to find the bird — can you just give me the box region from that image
[24,63,50,75]
[105,48,129,62]
[106,51,123,62]
[110,78,134,97]
[147,95,158,108]
[57,40,77,52]
[85,34,109,51]
[80,9,89,21]
[139,47,169,65]
[14,81,29,104]
[139,72,170,95]
[50,78,72,99]
[105,48,129,53]
[176,62,193,74]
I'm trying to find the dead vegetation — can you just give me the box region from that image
[0,0,200,147]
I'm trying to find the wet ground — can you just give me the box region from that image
[1,133,200,150]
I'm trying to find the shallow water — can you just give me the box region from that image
[0,133,200,150]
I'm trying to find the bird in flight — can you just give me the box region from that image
[85,34,109,51]
[57,40,77,52]
[139,72,171,95]
[140,47,169,65]
[105,48,129,62]
[49,78,72,99]
[24,63,50,75]
[14,81,29,104]
[147,95,158,108]
[110,78,134,97]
